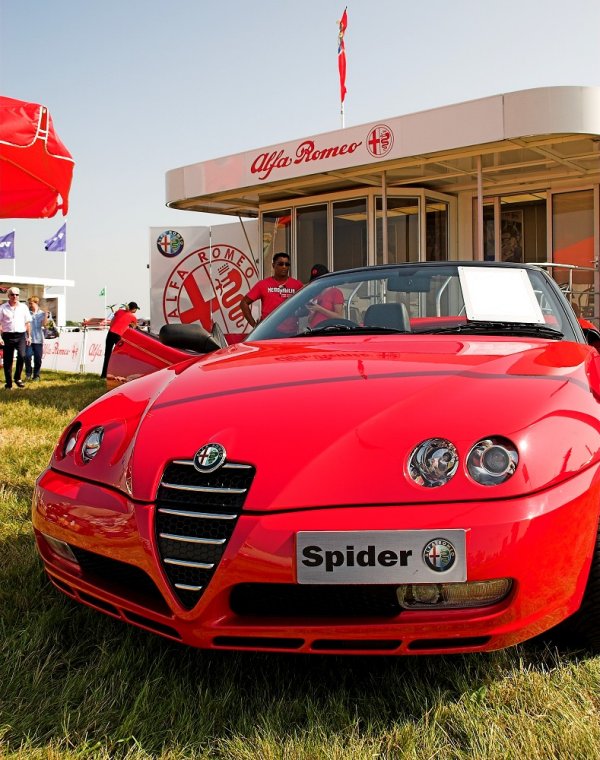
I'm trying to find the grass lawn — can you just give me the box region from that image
[1,372,599,759]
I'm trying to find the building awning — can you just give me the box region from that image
[0,275,74,290]
[166,86,600,217]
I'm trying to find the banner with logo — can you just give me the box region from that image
[0,331,105,375]
[41,331,106,373]
[42,333,83,372]
[149,222,259,343]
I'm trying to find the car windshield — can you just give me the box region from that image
[249,262,581,343]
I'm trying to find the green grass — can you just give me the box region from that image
[1,372,599,759]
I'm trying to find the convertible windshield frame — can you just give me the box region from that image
[247,262,583,344]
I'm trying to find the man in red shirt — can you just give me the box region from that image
[100,301,139,378]
[241,253,303,329]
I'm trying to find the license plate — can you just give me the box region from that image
[296,530,466,584]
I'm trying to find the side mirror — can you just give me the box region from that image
[158,324,221,354]
[582,327,600,353]
[586,350,600,401]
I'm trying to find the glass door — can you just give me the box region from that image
[375,196,419,264]
[376,190,454,263]
[474,193,547,263]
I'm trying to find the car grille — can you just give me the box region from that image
[155,459,255,609]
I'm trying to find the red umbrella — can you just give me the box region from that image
[0,95,74,218]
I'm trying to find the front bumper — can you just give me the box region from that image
[32,465,600,655]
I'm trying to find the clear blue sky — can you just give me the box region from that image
[1,0,599,321]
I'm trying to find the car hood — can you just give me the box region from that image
[54,336,600,508]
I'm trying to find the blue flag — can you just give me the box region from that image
[44,223,67,252]
[0,230,15,260]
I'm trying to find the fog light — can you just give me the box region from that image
[42,533,79,565]
[396,578,512,609]
[412,585,441,604]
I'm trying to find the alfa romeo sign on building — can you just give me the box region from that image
[150,224,259,343]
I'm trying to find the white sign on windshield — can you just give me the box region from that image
[458,267,546,324]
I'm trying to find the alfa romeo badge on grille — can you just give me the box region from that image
[193,443,227,473]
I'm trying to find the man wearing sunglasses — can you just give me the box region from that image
[241,252,303,329]
[0,287,32,389]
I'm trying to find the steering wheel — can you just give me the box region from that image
[311,318,358,330]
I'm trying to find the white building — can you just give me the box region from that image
[164,86,600,323]
[0,275,74,326]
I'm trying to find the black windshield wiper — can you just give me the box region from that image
[417,321,564,340]
[294,324,358,336]
[294,325,410,337]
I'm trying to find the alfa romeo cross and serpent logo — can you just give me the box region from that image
[162,244,258,337]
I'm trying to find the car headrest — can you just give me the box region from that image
[363,302,411,332]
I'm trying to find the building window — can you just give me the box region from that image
[475,193,547,263]
[376,197,419,264]
[297,204,328,282]
[262,210,292,276]
[425,198,448,261]
[333,198,368,272]
[552,189,595,318]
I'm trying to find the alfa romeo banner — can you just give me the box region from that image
[150,222,259,343]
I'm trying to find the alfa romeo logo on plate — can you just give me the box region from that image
[157,229,185,257]
[422,538,456,572]
[193,443,227,473]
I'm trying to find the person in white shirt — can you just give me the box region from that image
[0,287,32,389]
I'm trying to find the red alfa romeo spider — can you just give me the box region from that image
[32,262,600,655]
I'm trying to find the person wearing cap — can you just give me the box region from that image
[100,301,139,379]
[306,265,345,328]
[0,287,32,389]
[240,252,303,329]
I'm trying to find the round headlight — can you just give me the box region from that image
[62,424,80,457]
[408,438,459,487]
[81,427,104,462]
[467,437,518,485]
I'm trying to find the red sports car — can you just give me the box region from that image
[32,262,600,655]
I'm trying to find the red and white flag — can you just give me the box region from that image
[337,7,348,104]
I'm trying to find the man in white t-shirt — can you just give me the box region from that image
[0,287,32,389]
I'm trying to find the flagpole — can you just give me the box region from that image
[209,226,213,325]
[63,247,67,321]
[337,7,347,129]
[43,223,67,322]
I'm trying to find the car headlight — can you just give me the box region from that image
[408,438,459,487]
[467,437,518,485]
[81,426,104,462]
[61,423,81,457]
